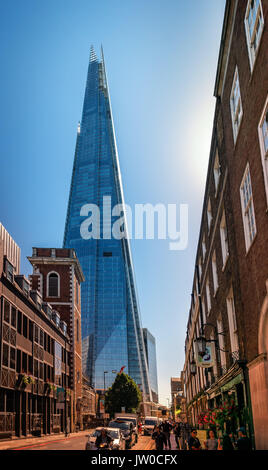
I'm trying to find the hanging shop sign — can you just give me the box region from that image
[194,341,216,368]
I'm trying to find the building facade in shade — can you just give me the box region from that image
[63,47,151,400]
[142,329,158,403]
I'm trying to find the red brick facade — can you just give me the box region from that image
[28,248,84,431]
[184,0,268,449]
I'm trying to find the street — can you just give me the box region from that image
[2,433,177,451]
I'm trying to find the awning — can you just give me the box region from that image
[220,373,242,393]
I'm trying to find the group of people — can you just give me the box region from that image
[152,421,252,451]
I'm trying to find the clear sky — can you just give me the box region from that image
[0,0,226,406]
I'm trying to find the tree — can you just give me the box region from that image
[105,373,142,417]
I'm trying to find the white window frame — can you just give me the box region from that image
[207,198,212,232]
[240,163,257,252]
[244,0,264,72]
[202,235,206,261]
[258,94,268,205]
[220,210,229,267]
[212,250,219,294]
[226,288,239,354]
[198,256,202,280]
[217,316,226,367]
[47,271,60,298]
[230,67,243,143]
[214,149,221,196]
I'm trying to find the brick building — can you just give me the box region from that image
[171,375,186,422]
[28,248,85,431]
[0,230,71,439]
[183,0,268,449]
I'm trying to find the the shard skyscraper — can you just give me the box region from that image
[63,47,152,400]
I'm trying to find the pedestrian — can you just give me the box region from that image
[219,433,234,451]
[173,422,181,449]
[138,420,142,435]
[235,427,252,450]
[161,420,173,449]
[204,429,220,450]
[187,429,202,450]
[152,425,167,451]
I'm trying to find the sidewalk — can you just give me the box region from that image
[0,429,90,451]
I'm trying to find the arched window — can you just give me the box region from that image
[48,272,59,297]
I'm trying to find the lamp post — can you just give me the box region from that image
[103,371,108,392]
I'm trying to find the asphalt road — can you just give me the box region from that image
[10,434,155,451]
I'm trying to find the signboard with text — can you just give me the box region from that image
[194,341,216,368]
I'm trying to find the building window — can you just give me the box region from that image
[220,211,229,266]
[226,288,239,353]
[217,317,226,368]
[230,67,243,143]
[240,164,257,251]
[77,319,79,342]
[48,272,60,297]
[258,95,268,204]
[4,300,10,323]
[212,251,219,294]
[207,198,212,232]
[245,0,264,71]
[2,343,9,367]
[206,280,211,313]
[202,236,206,261]
[11,307,16,328]
[214,150,221,195]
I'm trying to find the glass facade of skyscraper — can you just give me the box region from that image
[142,328,159,403]
[63,47,151,398]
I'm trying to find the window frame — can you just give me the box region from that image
[244,0,264,72]
[230,66,243,143]
[258,95,268,205]
[240,163,257,252]
[47,271,60,298]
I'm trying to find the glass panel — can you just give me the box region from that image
[4,300,10,323]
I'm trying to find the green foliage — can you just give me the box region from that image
[105,373,142,417]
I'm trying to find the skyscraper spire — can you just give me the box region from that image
[63,48,152,401]
[90,44,97,62]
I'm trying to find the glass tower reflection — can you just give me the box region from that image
[63,46,151,399]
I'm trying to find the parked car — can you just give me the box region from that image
[85,427,126,450]
[108,420,135,449]
[143,416,160,436]
[113,416,139,443]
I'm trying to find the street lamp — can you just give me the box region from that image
[103,371,108,391]
[194,336,207,357]
[190,359,197,375]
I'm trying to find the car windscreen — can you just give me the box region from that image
[109,421,130,430]
[92,429,119,438]
[144,420,157,426]
[118,418,136,425]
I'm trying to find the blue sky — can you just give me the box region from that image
[0,0,226,405]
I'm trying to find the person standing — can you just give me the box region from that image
[152,426,167,451]
[204,430,220,450]
[235,427,252,450]
[188,429,202,450]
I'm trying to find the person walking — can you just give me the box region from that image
[152,426,167,451]
[161,420,173,450]
[188,429,202,450]
[173,422,181,449]
[204,430,220,450]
